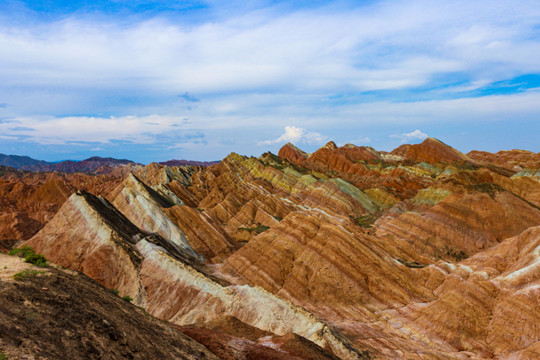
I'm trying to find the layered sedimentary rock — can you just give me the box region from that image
[468,149,540,172]
[13,138,540,359]
[391,137,473,165]
[178,316,341,360]
[26,191,148,302]
[26,191,369,360]
[278,142,310,163]
[110,173,238,262]
[0,167,125,242]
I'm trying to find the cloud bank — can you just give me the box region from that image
[390,129,428,143]
[259,125,326,145]
[0,0,539,160]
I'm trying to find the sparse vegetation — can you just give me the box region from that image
[9,245,35,258]
[25,311,39,323]
[0,351,8,360]
[122,295,133,302]
[351,214,377,228]
[445,247,468,262]
[238,224,270,234]
[13,269,45,281]
[24,253,48,267]
[110,289,120,295]
[467,183,503,199]
[9,246,49,267]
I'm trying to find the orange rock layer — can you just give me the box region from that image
[13,139,540,359]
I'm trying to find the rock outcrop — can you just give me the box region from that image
[468,149,540,172]
[0,168,125,242]
[0,253,219,360]
[392,137,473,165]
[7,138,539,359]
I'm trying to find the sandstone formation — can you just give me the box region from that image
[468,149,540,172]
[391,137,473,165]
[3,138,537,359]
[0,166,126,243]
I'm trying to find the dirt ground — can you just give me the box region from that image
[0,253,218,360]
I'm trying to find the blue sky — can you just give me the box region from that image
[1,0,540,163]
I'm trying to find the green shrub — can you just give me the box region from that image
[9,245,35,258]
[122,295,133,302]
[13,269,44,281]
[24,253,48,267]
[110,289,120,295]
[9,246,48,267]
[0,351,8,360]
[238,224,270,234]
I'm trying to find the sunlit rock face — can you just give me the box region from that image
[0,167,125,242]
[392,137,474,165]
[21,139,540,359]
[26,192,366,360]
[468,149,540,172]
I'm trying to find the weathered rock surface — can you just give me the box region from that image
[8,138,539,359]
[391,137,473,165]
[0,167,124,242]
[0,253,220,360]
[25,191,370,360]
[468,149,540,172]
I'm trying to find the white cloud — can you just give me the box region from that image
[338,137,371,147]
[259,125,326,145]
[1,1,540,101]
[390,129,428,143]
[0,114,193,145]
[0,1,540,158]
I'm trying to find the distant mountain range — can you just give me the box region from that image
[158,159,220,167]
[0,153,219,173]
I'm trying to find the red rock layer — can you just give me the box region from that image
[9,138,540,359]
[25,190,369,360]
[468,149,540,171]
[278,142,309,163]
[392,137,473,164]
[0,168,124,241]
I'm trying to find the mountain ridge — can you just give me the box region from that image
[2,138,539,359]
[0,153,220,173]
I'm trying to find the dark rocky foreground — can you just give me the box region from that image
[0,259,218,360]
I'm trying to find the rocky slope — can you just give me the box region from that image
[0,166,125,244]
[25,190,368,360]
[2,137,538,359]
[468,149,540,172]
[0,253,217,360]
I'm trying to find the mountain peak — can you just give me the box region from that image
[321,141,338,151]
[278,143,309,164]
[392,137,471,164]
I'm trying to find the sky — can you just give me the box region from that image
[0,0,540,163]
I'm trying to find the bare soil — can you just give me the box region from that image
[0,254,218,360]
